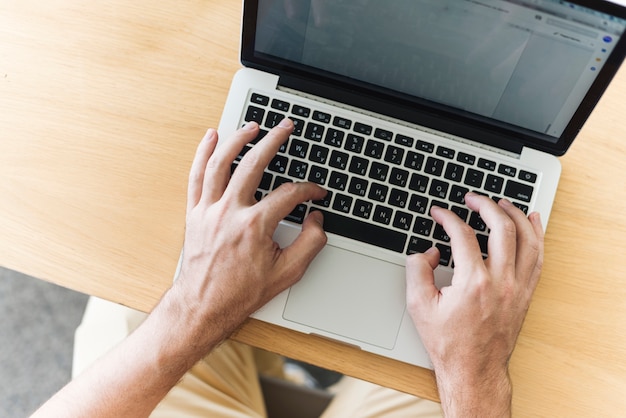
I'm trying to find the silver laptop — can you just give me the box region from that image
[212,0,626,369]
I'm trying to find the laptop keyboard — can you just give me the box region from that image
[233,91,538,267]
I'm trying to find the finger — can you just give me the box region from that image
[406,247,441,313]
[201,122,260,205]
[227,118,294,202]
[274,210,327,288]
[255,181,328,227]
[430,205,484,276]
[464,193,517,274]
[498,199,544,285]
[187,129,218,213]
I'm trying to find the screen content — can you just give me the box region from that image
[256,0,626,139]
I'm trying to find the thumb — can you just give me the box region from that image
[406,247,440,315]
[276,211,327,288]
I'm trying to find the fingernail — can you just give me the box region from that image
[278,118,293,128]
[244,121,258,130]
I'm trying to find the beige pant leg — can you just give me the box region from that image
[73,297,272,418]
[321,376,443,418]
[150,341,268,418]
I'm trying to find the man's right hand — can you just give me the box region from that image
[405,192,544,417]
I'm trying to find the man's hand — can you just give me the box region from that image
[176,119,327,342]
[406,192,544,417]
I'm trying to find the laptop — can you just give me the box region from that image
[211,0,626,369]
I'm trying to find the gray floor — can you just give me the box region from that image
[0,267,89,417]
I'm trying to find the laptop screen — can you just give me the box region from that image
[244,0,626,155]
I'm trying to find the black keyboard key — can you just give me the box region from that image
[345,134,365,153]
[374,128,393,141]
[408,194,428,214]
[389,167,409,187]
[304,123,325,141]
[434,224,451,242]
[308,165,328,185]
[404,151,425,171]
[393,211,413,231]
[436,243,452,266]
[312,110,331,123]
[310,145,329,164]
[251,129,269,145]
[273,176,292,190]
[407,237,433,255]
[413,217,434,236]
[329,150,349,170]
[504,180,534,202]
[348,177,368,197]
[476,234,489,255]
[313,190,333,208]
[519,170,538,183]
[485,174,504,194]
[457,152,476,165]
[289,139,309,159]
[384,145,405,165]
[436,146,455,159]
[333,116,352,130]
[288,160,308,180]
[271,98,290,112]
[349,156,369,176]
[464,168,484,188]
[373,205,393,225]
[258,171,273,190]
[365,139,385,159]
[286,204,307,224]
[265,111,285,129]
[395,134,414,148]
[430,200,449,211]
[429,179,449,199]
[513,202,529,214]
[268,155,288,174]
[444,163,464,182]
[478,158,496,171]
[409,173,429,193]
[251,93,269,106]
[451,206,469,221]
[425,157,445,176]
[314,209,407,253]
[369,162,389,181]
[328,171,349,191]
[469,211,487,232]
[416,140,434,153]
[245,106,265,124]
[498,164,517,177]
[292,104,310,118]
[324,128,345,148]
[449,185,469,204]
[288,117,305,136]
[389,188,408,208]
[353,199,373,219]
[354,122,373,135]
[332,193,353,213]
[368,183,389,202]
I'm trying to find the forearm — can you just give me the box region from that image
[32,283,224,418]
[435,365,512,418]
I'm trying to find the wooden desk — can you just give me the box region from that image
[2,1,625,415]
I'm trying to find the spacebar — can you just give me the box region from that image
[314,210,407,253]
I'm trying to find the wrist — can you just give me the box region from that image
[434,361,512,418]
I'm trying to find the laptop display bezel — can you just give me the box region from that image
[241,0,626,156]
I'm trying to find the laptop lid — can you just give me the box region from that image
[241,0,626,157]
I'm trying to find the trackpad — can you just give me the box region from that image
[283,245,406,350]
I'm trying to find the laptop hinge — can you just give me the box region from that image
[278,73,524,156]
